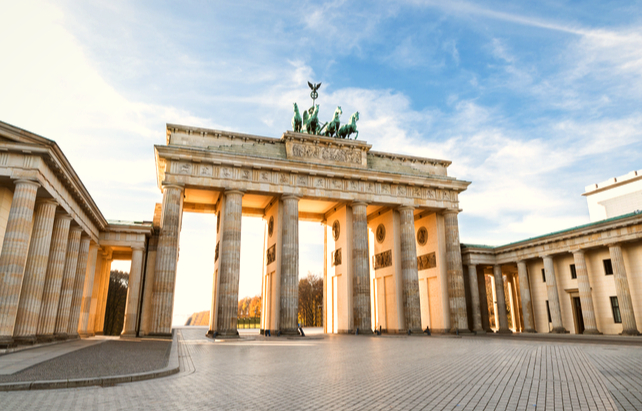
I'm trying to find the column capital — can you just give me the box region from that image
[132,245,145,252]
[398,205,415,212]
[351,201,368,208]
[54,212,73,221]
[224,189,245,196]
[36,198,58,207]
[281,194,300,201]
[69,226,83,234]
[13,178,41,188]
[516,259,527,264]
[442,208,460,216]
[571,249,586,256]
[607,242,622,248]
[161,183,185,193]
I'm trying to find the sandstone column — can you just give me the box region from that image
[493,265,511,333]
[215,190,244,337]
[150,184,184,336]
[572,250,600,334]
[542,255,566,333]
[609,244,640,335]
[516,260,536,333]
[12,200,58,344]
[122,246,145,337]
[35,213,72,342]
[78,243,100,337]
[279,195,299,335]
[95,254,112,334]
[399,206,422,332]
[53,226,82,339]
[467,264,484,333]
[444,210,469,333]
[67,235,91,338]
[352,202,372,334]
[0,179,41,347]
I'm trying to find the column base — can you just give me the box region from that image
[120,332,137,339]
[550,327,569,334]
[95,331,104,336]
[78,332,95,338]
[496,328,513,334]
[146,333,173,339]
[354,328,374,335]
[0,337,16,349]
[450,328,474,335]
[522,328,537,333]
[13,336,37,346]
[583,329,602,335]
[621,329,641,336]
[35,335,56,344]
[53,333,69,341]
[67,333,80,340]
[278,329,300,336]
[473,329,487,335]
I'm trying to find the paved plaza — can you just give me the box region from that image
[0,327,641,410]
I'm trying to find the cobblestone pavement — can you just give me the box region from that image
[0,339,171,383]
[2,326,642,410]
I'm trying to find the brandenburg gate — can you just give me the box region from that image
[149,124,471,337]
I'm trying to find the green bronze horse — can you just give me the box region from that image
[292,103,302,132]
[302,104,320,134]
[338,111,359,139]
[324,106,342,138]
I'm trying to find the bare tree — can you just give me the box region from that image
[298,272,323,327]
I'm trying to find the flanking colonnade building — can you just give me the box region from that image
[1,118,641,346]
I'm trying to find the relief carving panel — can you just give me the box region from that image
[373,249,392,270]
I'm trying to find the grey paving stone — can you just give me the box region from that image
[2,327,642,410]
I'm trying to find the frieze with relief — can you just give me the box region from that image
[266,244,276,265]
[164,158,461,206]
[373,249,392,270]
[331,248,342,267]
[290,143,363,166]
[417,252,436,271]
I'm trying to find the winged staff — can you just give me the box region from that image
[291,81,359,139]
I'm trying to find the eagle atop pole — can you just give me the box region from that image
[308,81,321,107]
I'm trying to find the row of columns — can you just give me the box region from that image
[467,243,639,335]
[0,179,94,347]
[149,184,471,336]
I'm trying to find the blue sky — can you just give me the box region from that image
[2,0,641,323]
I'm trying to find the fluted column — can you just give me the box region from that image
[609,244,640,335]
[150,184,184,336]
[493,265,511,333]
[95,255,112,334]
[215,190,244,336]
[122,246,145,337]
[516,261,536,333]
[0,179,41,347]
[67,236,90,338]
[467,264,484,333]
[12,200,58,344]
[399,206,421,332]
[542,255,566,333]
[572,250,600,334]
[35,213,72,342]
[78,243,99,337]
[352,202,372,334]
[53,226,82,339]
[444,210,469,333]
[279,195,299,335]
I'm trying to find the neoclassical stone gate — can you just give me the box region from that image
[143,124,471,337]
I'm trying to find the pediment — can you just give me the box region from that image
[0,121,54,148]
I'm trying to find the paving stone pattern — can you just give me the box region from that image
[2,327,642,410]
[0,340,170,383]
